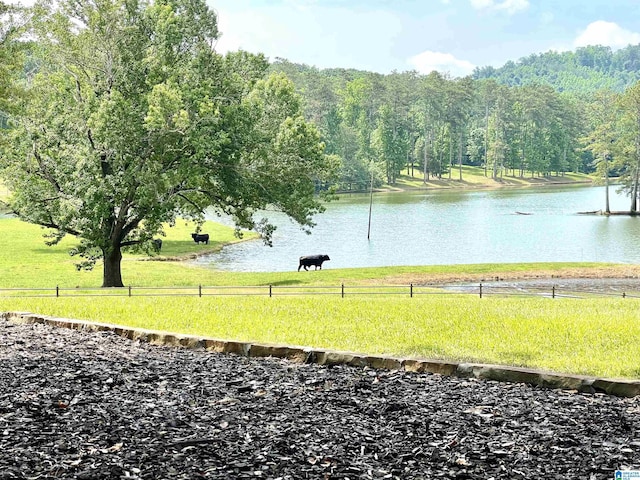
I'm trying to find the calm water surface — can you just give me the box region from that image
[195,185,640,272]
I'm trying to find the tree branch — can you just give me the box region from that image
[120,239,142,247]
[29,217,81,237]
[32,143,63,193]
[176,192,207,214]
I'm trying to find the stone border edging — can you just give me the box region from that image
[3,311,639,398]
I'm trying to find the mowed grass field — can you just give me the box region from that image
[0,217,639,379]
[391,165,593,191]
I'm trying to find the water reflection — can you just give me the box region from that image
[195,186,640,272]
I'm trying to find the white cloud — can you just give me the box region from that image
[407,51,476,77]
[470,0,529,14]
[574,21,640,49]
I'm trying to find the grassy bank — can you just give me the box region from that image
[373,166,593,193]
[2,295,639,380]
[0,217,260,287]
[0,215,639,380]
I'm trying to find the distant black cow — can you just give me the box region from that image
[152,239,163,252]
[191,233,210,245]
[298,254,330,271]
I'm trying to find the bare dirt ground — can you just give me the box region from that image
[374,265,640,290]
[1,319,639,479]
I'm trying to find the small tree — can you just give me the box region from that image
[617,81,640,212]
[0,0,336,287]
[581,90,619,214]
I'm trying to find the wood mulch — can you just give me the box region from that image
[1,319,639,479]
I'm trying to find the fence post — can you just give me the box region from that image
[56,285,59,298]
[623,292,626,298]
[199,285,202,298]
[269,285,272,298]
[341,283,344,298]
[552,285,555,299]
[479,283,482,298]
[128,285,132,297]
[410,283,413,298]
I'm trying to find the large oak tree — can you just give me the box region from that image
[0,0,336,287]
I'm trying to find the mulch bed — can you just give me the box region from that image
[1,319,639,479]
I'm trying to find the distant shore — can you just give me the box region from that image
[338,167,596,195]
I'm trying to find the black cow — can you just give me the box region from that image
[152,239,163,252]
[298,254,330,271]
[191,233,210,245]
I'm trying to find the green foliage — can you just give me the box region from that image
[0,1,28,117]
[0,0,336,287]
[270,44,640,192]
[614,82,640,211]
[473,45,640,94]
[272,57,602,188]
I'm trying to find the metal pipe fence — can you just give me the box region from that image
[0,283,639,299]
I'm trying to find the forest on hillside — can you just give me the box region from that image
[269,48,640,213]
[473,44,640,94]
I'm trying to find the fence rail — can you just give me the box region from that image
[0,283,639,299]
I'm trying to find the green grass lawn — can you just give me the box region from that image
[2,295,638,380]
[0,217,260,287]
[392,165,593,191]
[0,216,639,380]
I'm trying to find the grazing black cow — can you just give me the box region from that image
[191,233,210,245]
[152,239,163,252]
[298,254,330,271]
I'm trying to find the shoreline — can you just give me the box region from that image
[336,172,595,195]
[367,264,640,287]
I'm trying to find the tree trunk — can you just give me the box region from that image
[423,127,430,182]
[492,147,498,179]
[605,154,611,215]
[103,245,124,288]
[458,130,463,181]
[520,130,526,177]
[448,133,453,180]
[484,104,489,177]
[632,137,640,213]
[630,168,638,213]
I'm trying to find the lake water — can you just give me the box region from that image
[195,185,640,272]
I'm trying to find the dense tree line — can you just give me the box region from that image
[474,45,640,94]
[270,59,589,190]
[270,53,640,211]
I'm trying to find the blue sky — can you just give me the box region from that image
[210,0,640,76]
